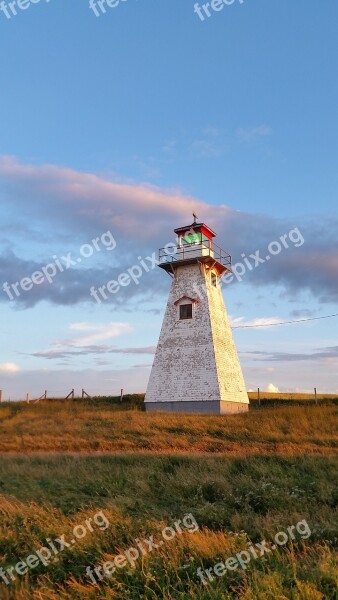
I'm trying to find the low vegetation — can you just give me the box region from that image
[0,399,337,598]
[0,399,337,455]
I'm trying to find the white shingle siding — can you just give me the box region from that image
[145,262,249,410]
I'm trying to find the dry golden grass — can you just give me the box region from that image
[248,392,337,400]
[0,454,337,599]
[0,400,337,455]
[0,399,337,599]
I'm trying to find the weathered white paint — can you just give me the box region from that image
[145,261,249,414]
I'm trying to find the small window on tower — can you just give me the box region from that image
[179,304,193,320]
[211,272,217,287]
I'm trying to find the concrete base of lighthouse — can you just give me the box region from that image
[145,401,249,415]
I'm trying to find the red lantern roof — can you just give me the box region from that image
[174,222,216,240]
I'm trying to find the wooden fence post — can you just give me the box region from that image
[0,390,3,403]
[26,393,30,404]
[120,388,124,402]
[314,387,317,405]
[258,387,260,406]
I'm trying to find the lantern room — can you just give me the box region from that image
[159,216,232,276]
[175,222,216,249]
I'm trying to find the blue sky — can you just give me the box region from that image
[0,0,337,398]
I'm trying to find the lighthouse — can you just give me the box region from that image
[145,216,249,414]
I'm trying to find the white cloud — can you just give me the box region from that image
[190,128,225,158]
[27,322,134,361]
[0,363,20,373]
[0,155,206,241]
[230,316,282,329]
[236,125,272,143]
[267,383,280,393]
[162,140,177,154]
[1,156,338,308]
[68,322,133,346]
[190,139,222,158]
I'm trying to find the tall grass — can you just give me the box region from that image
[0,455,337,599]
[0,401,337,454]
[0,400,337,598]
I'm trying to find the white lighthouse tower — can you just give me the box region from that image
[145,217,249,414]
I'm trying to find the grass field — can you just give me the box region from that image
[0,399,337,599]
[0,399,337,455]
[248,391,338,405]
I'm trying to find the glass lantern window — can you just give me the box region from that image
[181,232,202,245]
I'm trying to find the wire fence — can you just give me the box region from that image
[0,388,337,408]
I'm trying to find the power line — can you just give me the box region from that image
[232,312,338,329]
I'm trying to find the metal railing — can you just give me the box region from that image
[159,239,232,268]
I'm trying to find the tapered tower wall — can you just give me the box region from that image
[206,269,248,405]
[145,261,249,414]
